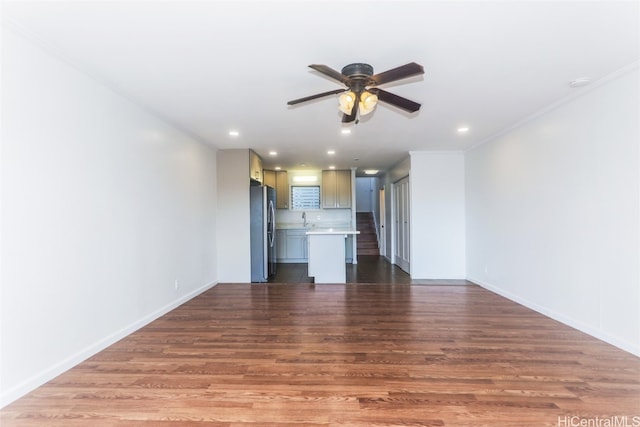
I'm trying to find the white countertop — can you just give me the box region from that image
[305,228,360,235]
[277,222,351,230]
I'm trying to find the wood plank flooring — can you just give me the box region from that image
[2,283,639,426]
[273,255,470,285]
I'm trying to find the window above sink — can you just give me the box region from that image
[291,185,320,210]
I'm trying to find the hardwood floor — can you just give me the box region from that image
[2,283,639,426]
[272,255,470,285]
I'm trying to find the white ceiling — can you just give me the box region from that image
[3,1,639,174]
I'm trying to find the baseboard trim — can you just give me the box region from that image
[411,275,468,281]
[468,276,640,357]
[0,281,218,408]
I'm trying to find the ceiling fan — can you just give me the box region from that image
[287,62,424,123]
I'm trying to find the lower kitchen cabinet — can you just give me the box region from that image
[276,229,354,263]
[276,229,308,263]
[286,230,308,261]
[276,230,287,260]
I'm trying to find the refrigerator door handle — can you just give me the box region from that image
[268,199,275,247]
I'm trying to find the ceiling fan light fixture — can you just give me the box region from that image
[288,62,424,122]
[359,91,378,115]
[338,91,356,114]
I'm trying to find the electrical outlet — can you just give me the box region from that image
[174,279,179,290]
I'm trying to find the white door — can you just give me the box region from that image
[393,177,410,273]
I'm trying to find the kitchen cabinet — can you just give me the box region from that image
[276,230,287,260]
[276,228,353,263]
[276,229,307,262]
[263,169,276,188]
[249,150,262,183]
[322,170,351,209]
[264,169,289,209]
[275,171,289,209]
[286,230,307,260]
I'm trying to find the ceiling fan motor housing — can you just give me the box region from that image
[341,63,374,77]
[342,63,374,93]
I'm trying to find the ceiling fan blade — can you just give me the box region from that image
[370,62,424,86]
[371,88,421,113]
[309,64,349,84]
[287,88,346,105]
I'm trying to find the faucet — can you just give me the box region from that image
[302,211,307,227]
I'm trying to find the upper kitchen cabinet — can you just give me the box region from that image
[322,170,351,209]
[264,170,289,209]
[263,169,275,187]
[275,171,289,209]
[249,149,262,183]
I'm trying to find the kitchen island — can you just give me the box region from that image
[306,228,360,283]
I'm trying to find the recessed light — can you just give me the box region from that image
[329,165,336,170]
[327,150,336,155]
[341,129,351,135]
[275,166,281,170]
[364,169,379,175]
[228,130,239,137]
[457,127,469,133]
[269,151,277,156]
[569,77,591,88]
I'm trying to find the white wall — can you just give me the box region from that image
[465,67,640,355]
[356,177,375,212]
[216,149,251,282]
[409,151,466,279]
[1,27,218,406]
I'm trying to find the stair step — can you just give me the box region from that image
[356,212,378,254]
[359,242,378,249]
[358,248,380,255]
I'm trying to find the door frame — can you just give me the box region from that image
[379,187,386,256]
[392,176,410,273]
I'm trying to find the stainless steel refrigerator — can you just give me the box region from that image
[250,185,276,282]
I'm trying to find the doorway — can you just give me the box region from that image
[393,176,410,273]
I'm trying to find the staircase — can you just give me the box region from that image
[356,212,379,256]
